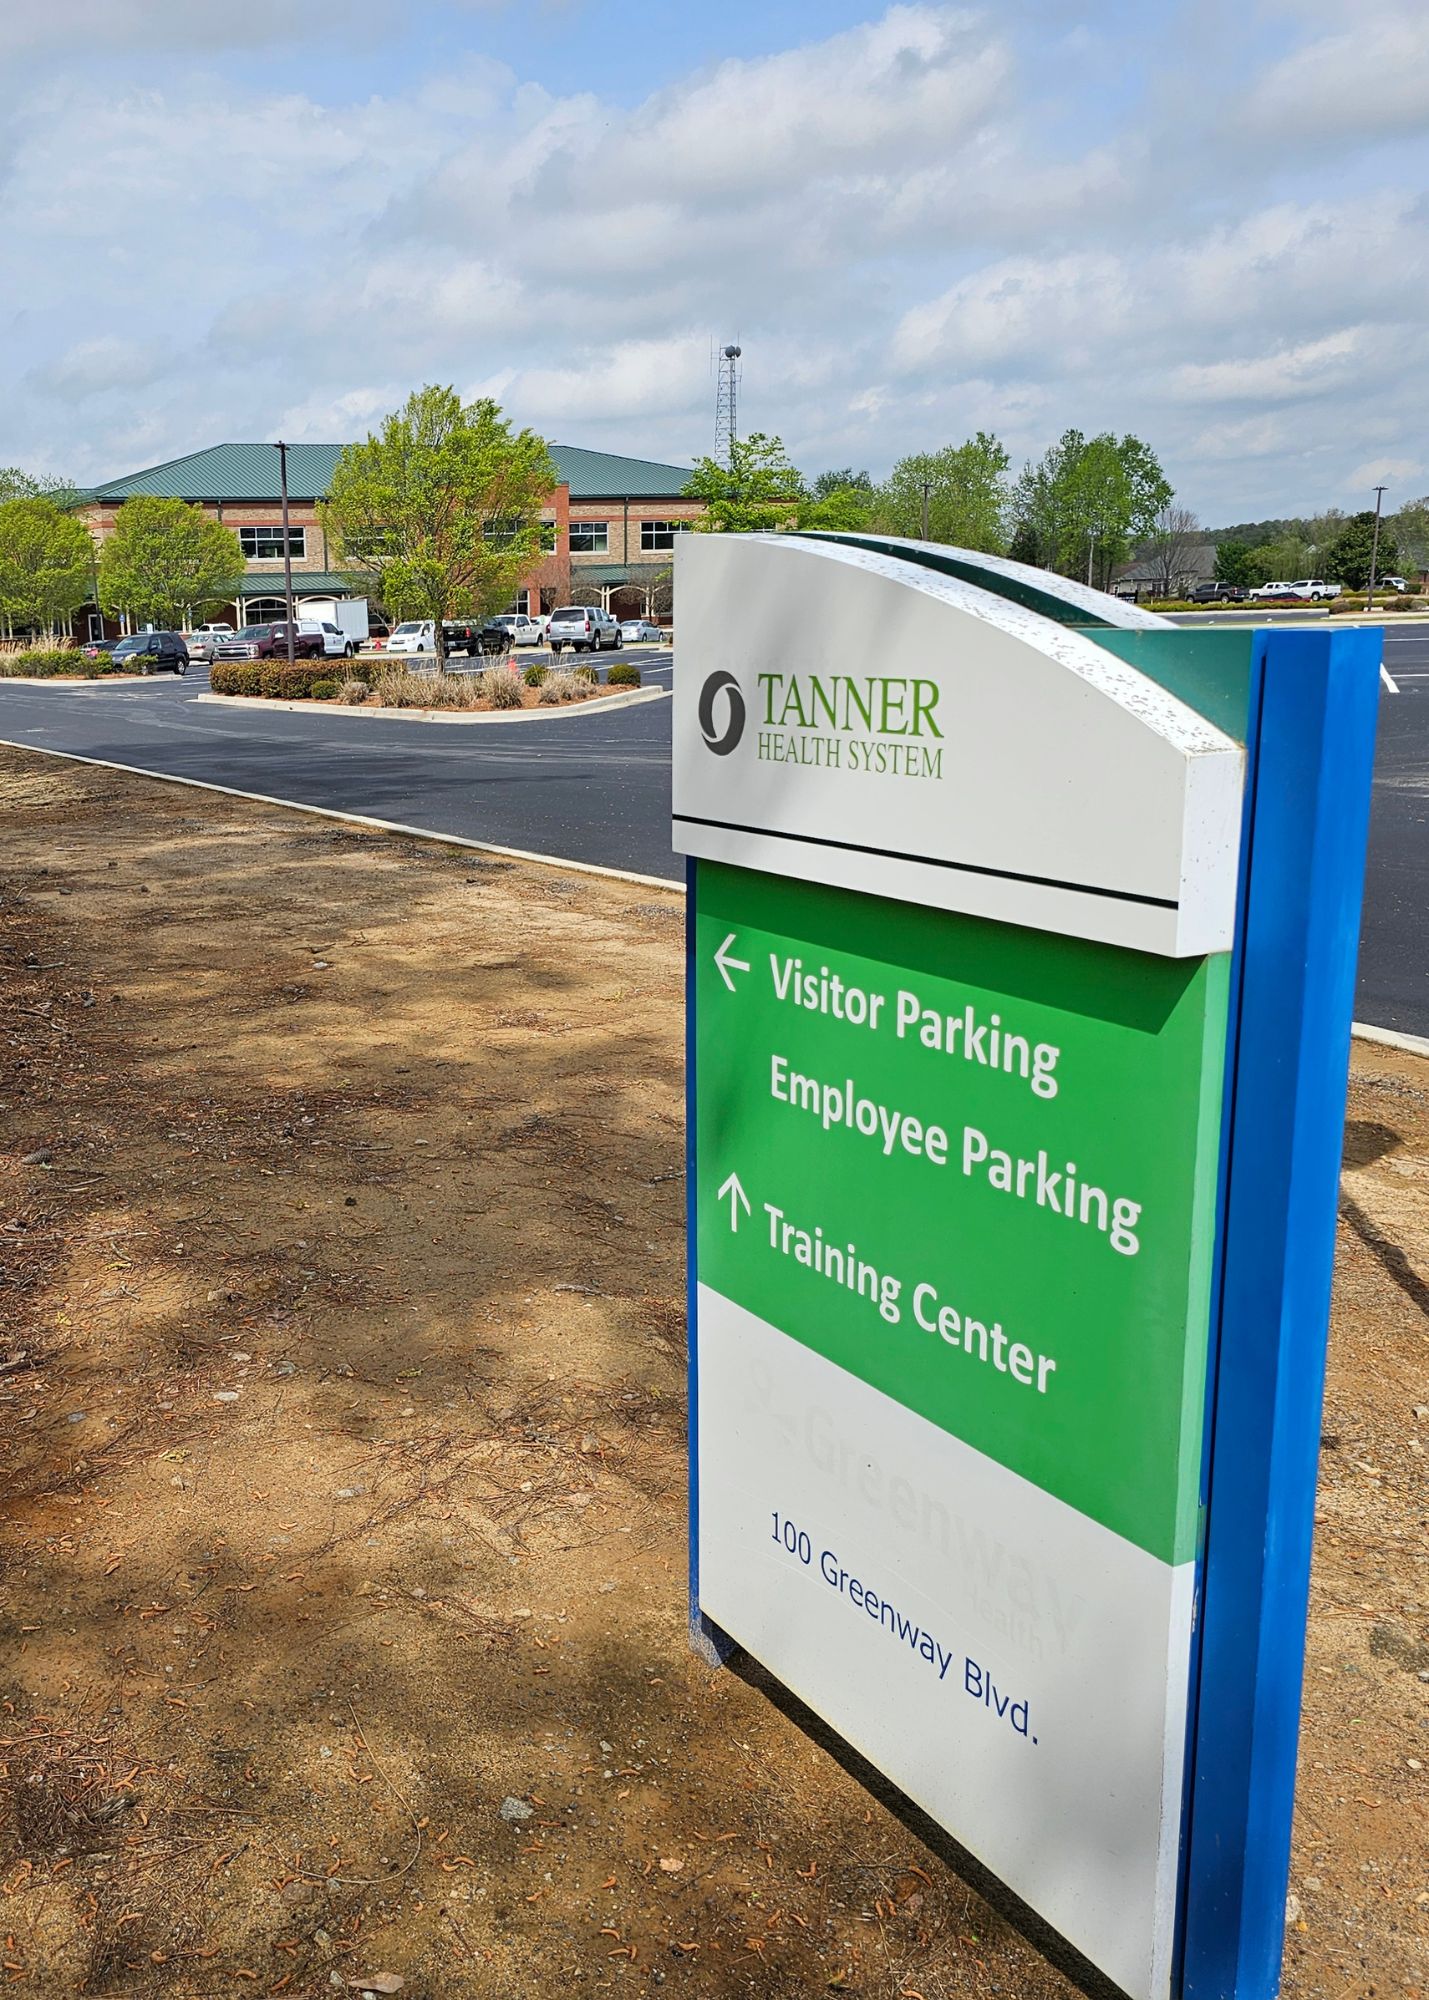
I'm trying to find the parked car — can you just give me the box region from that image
[313,621,359,659]
[437,620,507,658]
[1381,576,1411,594]
[490,612,543,646]
[79,636,117,659]
[547,605,620,654]
[384,620,436,656]
[1184,583,1248,604]
[213,622,324,661]
[111,631,189,674]
[618,618,662,643]
[1280,579,1341,601]
[1248,580,1295,600]
[185,622,236,661]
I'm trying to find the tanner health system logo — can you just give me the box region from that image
[699,671,746,756]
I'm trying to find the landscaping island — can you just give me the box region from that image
[210,658,641,713]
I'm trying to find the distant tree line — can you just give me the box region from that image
[1207,500,1427,591]
[685,429,1175,589]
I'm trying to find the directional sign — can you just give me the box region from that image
[676,533,1383,2000]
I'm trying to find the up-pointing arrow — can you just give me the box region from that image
[714,932,751,992]
[718,1171,751,1232]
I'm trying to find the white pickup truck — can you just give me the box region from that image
[1250,578,1341,601]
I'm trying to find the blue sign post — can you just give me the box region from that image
[676,535,1382,2000]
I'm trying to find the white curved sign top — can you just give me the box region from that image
[672,535,1243,957]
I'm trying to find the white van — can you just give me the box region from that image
[384,620,436,655]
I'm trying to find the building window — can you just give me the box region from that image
[640,519,690,552]
[239,526,306,560]
[570,521,609,554]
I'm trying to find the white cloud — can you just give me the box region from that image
[0,1,1426,520]
[1244,3,1429,142]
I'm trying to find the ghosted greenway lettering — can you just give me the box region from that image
[756,672,944,778]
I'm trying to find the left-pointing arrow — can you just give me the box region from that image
[714,933,751,992]
[717,1170,751,1232]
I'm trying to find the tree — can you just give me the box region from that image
[1145,502,1202,598]
[1389,497,1429,581]
[1323,511,1400,592]
[812,468,874,500]
[99,497,243,630]
[1213,539,1255,588]
[1245,535,1313,585]
[0,498,95,638]
[873,435,1011,552]
[795,484,875,532]
[321,385,557,665]
[0,466,82,509]
[1011,430,1172,584]
[684,433,805,534]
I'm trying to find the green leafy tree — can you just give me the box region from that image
[1245,536,1313,586]
[1011,430,1172,583]
[1323,511,1401,592]
[796,484,876,532]
[873,435,1011,552]
[0,466,83,509]
[99,497,243,630]
[812,467,874,501]
[685,433,805,533]
[321,386,556,665]
[1213,539,1255,588]
[1388,497,1429,581]
[0,498,96,638]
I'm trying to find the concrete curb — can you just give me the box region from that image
[194,686,668,724]
[0,737,687,893]
[1351,1021,1429,1059]
[0,673,154,688]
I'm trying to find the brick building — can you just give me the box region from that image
[75,441,705,635]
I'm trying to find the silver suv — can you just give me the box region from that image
[547,604,619,654]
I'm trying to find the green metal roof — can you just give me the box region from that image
[87,441,696,504]
[236,571,357,598]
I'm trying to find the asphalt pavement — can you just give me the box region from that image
[1,633,1427,1034]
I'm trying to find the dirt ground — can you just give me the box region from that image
[0,746,1424,2000]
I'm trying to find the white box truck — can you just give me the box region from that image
[301,598,370,645]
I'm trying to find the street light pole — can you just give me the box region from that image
[277,440,296,665]
[1366,485,1387,612]
[1086,526,1099,588]
[920,478,931,540]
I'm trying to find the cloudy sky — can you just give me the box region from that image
[2,0,1424,520]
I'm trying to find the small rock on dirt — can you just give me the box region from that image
[499,1796,533,1822]
[21,1149,52,1166]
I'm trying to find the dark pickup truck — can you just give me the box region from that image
[213,621,325,662]
[441,619,513,658]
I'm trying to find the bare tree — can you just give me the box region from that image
[1147,503,1202,598]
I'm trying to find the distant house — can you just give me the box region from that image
[1112,541,1219,602]
[73,441,706,635]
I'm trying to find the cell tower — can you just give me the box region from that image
[714,343,741,467]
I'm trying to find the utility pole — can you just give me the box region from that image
[1086,526,1099,588]
[1366,485,1387,611]
[919,478,931,540]
[277,440,296,664]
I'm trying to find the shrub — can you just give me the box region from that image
[572,662,598,683]
[606,661,642,687]
[522,663,548,687]
[310,678,340,700]
[538,669,593,705]
[209,661,262,695]
[0,648,104,678]
[337,678,371,704]
[478,667,523,709]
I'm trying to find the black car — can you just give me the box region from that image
[111,631,189,674]
[1186,583,1248,604]
[442,619,512,658]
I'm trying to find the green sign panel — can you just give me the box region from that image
[696,858,1229,1565]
